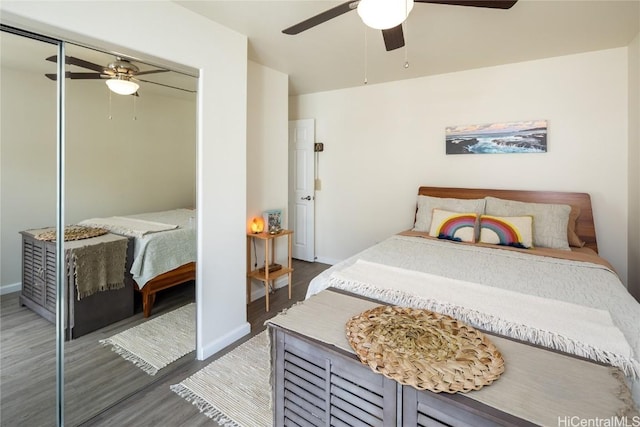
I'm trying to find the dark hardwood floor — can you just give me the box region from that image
[39,259,327,427]
[0,279,196,427]
[247,259,329,333]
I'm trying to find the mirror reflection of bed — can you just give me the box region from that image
[0,33,198,426]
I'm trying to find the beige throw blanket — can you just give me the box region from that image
[79,216,178,238]
[329,259,640,378]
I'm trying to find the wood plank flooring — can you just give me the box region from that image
[0,259,329,427]
[1,280,196,427]
[81,259,329,427]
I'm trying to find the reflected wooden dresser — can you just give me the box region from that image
[19,229,134,339]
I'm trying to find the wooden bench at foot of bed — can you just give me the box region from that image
[133,262,196,318]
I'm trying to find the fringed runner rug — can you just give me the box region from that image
[100,303,195,375]
[171,331,272,427]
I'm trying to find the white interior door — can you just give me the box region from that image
[288,119,315,262]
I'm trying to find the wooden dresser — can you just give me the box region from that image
[268,290,635,427]
[20,229,134,339]
[270,326,531,427]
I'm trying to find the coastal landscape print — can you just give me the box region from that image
[445,120,548,154]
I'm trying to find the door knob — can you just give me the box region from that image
[301,196,311,200]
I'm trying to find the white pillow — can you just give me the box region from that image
[484,197,571,250]
[429,209,477,243]
[479,214,533,248]
[413,195,485,232]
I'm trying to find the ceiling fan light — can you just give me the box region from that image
[105,76,139,95]
[357,0,414,30]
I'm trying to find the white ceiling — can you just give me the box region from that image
[175,0,640,95]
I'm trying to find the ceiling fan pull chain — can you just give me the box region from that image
[108,89,113,120]
[403,11,409,69]
[363,27,368,85]
[133,94,137,121]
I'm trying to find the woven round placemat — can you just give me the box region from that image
[346,305,505,394]
[34,225,108,242]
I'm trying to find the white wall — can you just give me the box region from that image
[0,63,196,291]
[0,0,249,359]
[291,48,630,285]
[65,82,196,222]
[1,64,57,292]
[629,32,640,300]
[246,60,289,301]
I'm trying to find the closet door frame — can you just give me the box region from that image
[0,24,66,427]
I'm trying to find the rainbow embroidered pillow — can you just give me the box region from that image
[428,209,478,243]
[479,215,533,249]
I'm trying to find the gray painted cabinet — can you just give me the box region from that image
[20,232,58,322]
[270,326,534,427]
[19,230,134,339]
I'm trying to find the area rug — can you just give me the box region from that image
[171,331,271,427]
[99,303,195,375]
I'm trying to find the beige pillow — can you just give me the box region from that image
[484,197,570,250]
[479,215,533,248]
[428,209,477,243]
[413,196,485,232]
[568,205,585,248]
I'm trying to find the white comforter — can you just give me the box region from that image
[80,209,196,287]
[307,234,640,405]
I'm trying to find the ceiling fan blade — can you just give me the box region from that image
[137,78,196,93]
[45,72,104,80]
[46,55,106,72]
[136,69,170,76]
[415,0,517,9]
[382,25,405,51]
[283,1,357,35]
[68,72,105,80]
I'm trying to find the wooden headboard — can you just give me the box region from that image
[418,186,598,253]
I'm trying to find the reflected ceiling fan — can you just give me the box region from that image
[44,55,191,96]
[283,0,518,52]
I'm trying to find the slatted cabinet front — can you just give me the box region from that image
[20,233,57,322]
[271,325,533,427]
[272,327,398,427]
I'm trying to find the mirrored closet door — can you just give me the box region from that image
[0,26,198,426]
[0,27,61,426]
[61,41,198,425]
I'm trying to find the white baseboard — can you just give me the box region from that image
[198,321,251,361]
[0,282,21,296]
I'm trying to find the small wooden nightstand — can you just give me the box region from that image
[246,229,293,311]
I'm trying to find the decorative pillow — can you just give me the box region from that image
[479,215,533,249]
[484,197,571,250]
[428,209,478,243]
[414,196,485,232]
[567,205,585,248]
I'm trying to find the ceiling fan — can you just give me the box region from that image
[283,0,518,52]
[44,55,192,96]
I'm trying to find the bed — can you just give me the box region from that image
[79,208,196,317]
[292,186,640,422]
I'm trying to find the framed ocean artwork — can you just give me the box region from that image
[445,120,547,155]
